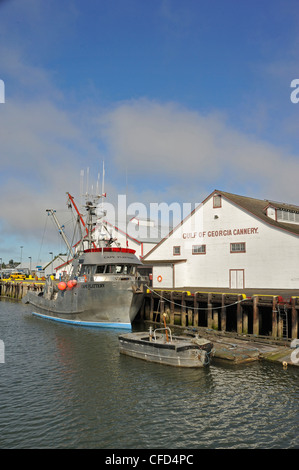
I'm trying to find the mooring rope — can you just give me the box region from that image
[144,284,248,311]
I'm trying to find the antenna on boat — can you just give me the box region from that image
[102,161,105,195]
[80,169,84,209]
[86,167,90,197]
[101,161,105,212]
[75,163,112,251]
[96,170,100,196]
[96,161,111,248]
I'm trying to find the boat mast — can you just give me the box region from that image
[67,192,97,250]
[70,163,110,251]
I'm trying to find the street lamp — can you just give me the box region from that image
[28,257,32,275]
[20,246,23,269]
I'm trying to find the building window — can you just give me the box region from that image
[173,246,181,256]
[192,245,206,255]
[277,209,299,225]
[230,242,246,253]
[213,194,222,208]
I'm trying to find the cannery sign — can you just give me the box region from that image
[182,227,259,239]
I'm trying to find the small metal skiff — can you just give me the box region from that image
[119,320,213,368]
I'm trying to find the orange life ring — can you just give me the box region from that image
[157,275,162,283]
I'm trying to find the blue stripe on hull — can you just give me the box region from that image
[32,311,132,329]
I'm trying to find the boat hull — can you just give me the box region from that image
[119,332,213,367]
[31,311,132,328]
[23,279,144,329]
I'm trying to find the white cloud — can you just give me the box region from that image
[99,98,299,203]
[0,97,102,246]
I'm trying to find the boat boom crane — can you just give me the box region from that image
[46,209,74,257]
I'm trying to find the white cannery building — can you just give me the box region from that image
[143,190,299,291]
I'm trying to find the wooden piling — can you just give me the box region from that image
[253,296,259,336]
[213,310,218,330]
[187,308,192,326]
[291,297,298,340]
[159,291,165,319]
[193,293,198,327]
[243,308,248,334]
[207,293,213,329]
[150,291,154,322]
[237,294,242,334]
[170,291,175,325]
[181,292,186,327]
[272,296,278,339]
[278,312,283,338]
[221,293,226,331]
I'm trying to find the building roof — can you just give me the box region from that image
[216,190,299,236]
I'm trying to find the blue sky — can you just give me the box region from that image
[1,0,299,265]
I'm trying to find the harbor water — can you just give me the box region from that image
[0,299,298,449]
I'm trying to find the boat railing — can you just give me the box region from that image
[153,327,172,343]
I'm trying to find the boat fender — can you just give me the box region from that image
[157,275,162,283]
[58,282,67,291]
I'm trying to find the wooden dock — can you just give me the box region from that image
[139,287,299,343]
[141,322,298,366]
[0,280,44,300]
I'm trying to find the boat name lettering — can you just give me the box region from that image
[182,227,258,239]
[82,284,104,289]
[103,255,135,259]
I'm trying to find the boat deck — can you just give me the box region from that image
[120,331,210,349]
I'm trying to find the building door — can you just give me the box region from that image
[230,269,244,289]
[153,264,174,289]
